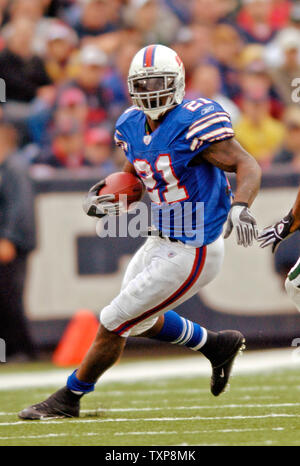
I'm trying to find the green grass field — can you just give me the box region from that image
[0,361,300,446]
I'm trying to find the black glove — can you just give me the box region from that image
[82,179,124,218]
[224,202,258,247]
[257,210,295,253]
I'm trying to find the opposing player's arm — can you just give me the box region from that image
[196,137,262,247]
[291,187,300,232]
[258,185,300,252]
[199,138,262,207]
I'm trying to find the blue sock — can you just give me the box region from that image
[152,310,207,351]
[67,369,95,395]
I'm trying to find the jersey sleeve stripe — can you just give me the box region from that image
[187,111,230,132]
[210,134,235,143]
[201,127,235,142]
[186,116,232,140]
[186,116,232,139]
[114,132,128,152]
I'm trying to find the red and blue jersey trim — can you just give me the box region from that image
[143,45,157,67]
[113,245,207,336]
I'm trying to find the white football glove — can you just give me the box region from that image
[82,179,125,218]
[224,202,258,247]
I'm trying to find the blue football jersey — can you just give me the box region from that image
[114,98,234,247]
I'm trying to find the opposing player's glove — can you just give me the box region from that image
[224,202,258,247]
[82,179,124,218]
[257,210,295,253]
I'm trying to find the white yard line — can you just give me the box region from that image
[0,433,68,441]
[81,402,300,412]
[0,348,299,391]
[0,433,100,441]
[0,402,299,418]
[115,427,285,436]
[0,427,286,441]
[0,413,300,427]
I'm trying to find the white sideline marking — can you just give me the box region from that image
[0,348,299,391]
[0,427,285,441]
[0,433,68,441]
[115,427,285,436]
[1,413,300,427]
[0,432,100,441]
[81,402,300,413]
[1,402,299,418]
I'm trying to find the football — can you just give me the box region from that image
[98,171,144,207]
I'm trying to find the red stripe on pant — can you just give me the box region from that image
[113,246,207,336]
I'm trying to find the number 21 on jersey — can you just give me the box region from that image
[134,154,188,204]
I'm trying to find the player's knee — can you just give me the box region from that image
[100,304,120,333]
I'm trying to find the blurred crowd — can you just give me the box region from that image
[0,0,299,173]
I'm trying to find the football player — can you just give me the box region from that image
[19,44,261,420]
[258,187,300,310]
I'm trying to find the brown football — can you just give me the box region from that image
[98,172,143,207]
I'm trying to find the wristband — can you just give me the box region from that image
[231,202,249,208]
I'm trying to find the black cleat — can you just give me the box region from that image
[18,387,81,420]
[208,330,245,397]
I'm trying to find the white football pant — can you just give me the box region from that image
[100,234,224,337]
[285,256,300,312]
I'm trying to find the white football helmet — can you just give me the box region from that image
[128,44,185,120]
